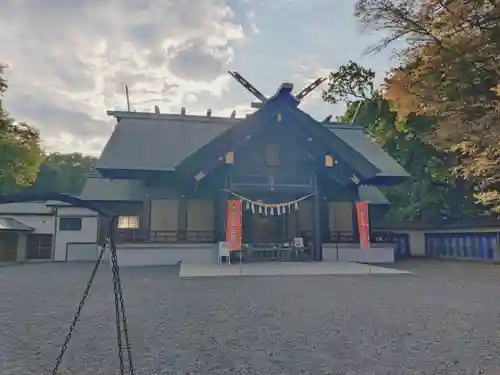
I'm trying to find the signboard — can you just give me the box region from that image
[355,201,370,249]
[225,200,242,251]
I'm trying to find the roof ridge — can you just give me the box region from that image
[86,170,102,178]
[323,122,365,130]
[107,110,244,124]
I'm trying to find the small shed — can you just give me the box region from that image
[0,218,34,262]
[46,202,100,261]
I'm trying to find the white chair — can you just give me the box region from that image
[218,241,231,265]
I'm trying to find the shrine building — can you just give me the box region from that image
[80,73,409,266]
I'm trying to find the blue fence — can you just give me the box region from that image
[394,233,410,260]
[425,232,498,261]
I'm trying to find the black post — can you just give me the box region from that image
[218,180,228,242]
[125,85,131,112]
[352,185,360,243]
[312,173,322,261]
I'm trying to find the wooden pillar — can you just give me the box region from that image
[352,185,361,243]
[178,195,187,241]
[217,176,229,242]
[141,195,152,232]
[312,173,322,261]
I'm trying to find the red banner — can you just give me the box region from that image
[355,201,370,249]
[226,200,242,251]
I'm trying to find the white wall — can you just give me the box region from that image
[53,206,99,261]
[0,202,53,215]
[322,243,395,263]
[115,243,217,267]
[0,202,100,262]
[0,202,55,234]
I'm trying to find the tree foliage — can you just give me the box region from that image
[0,63,44,193]
[342,99,481,220]
[0,64,95,195]
[322,61,377,104]
[353,0,500,212]
[323,61,482,220]
[31,153,97,195]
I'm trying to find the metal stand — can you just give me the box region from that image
[368,244,372,275]
[239,250,243,276]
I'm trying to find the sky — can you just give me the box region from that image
[0,0,396,156]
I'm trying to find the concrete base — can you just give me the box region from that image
[116,243,218,267]
[322,244,395,263]
[179,261,410,278]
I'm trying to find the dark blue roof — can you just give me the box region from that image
[97,92,408,186]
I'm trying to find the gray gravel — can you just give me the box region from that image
[1,260,500,375]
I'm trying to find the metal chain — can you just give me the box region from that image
[0,194,136,375]
[109,235,126,375]
[109,234,135,375]
[51,244,107,375]
[51,227,135,375]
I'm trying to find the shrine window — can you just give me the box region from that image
[117,216,140,229]
[265,145,280,166]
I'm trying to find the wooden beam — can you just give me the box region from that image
[193,136,252,182]
[322,115,333,123]
[228,71,267,102]
[296,77,327,101]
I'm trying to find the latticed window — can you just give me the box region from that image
[117,216,140,229]
[265,145,280,166]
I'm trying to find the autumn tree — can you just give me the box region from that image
[323,61,482,220]
[354,0,500,212]
[0,63,44,193]
[342,99,481,220]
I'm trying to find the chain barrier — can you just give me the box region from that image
[51,244,107,375]
[51,231,135,375]
[109,230,135,375]
[0,193,135,375]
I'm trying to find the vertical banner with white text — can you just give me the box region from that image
[355,201,370,249]
[226,200,242,251]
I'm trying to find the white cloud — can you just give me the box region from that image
[0,0,396,156]
[0,0,247,155]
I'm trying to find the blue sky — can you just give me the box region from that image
[0,0,396,155]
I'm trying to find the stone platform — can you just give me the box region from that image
[179,261,410,278]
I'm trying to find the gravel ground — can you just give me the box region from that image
[1,260,500,375]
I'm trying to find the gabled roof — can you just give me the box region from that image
[97,112,238,173]
[358,185,390,205]
[98,92,408,186]
[80,176,390,205]
[179,89,409,186]
[281,102,409,185]
[0,218,34,232]
[325,124,409,184]
[80,172,146,201]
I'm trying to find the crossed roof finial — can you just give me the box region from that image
[228,71,326,105]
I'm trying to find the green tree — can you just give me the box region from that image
[324,61,482,220]
[354,0,500,212]
[31,152,97,195]
[342,99,481,220]
[0,63,44,193]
